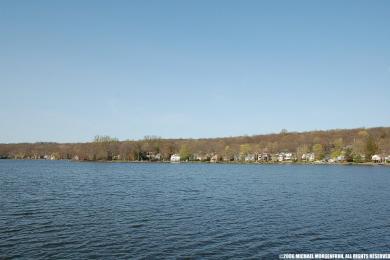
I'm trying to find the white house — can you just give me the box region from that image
[234,154,242,161]
[275,152,293,162]
[223,154,234,162]
[146,152,161,161]
[385,156,390,163]
[371,154,382,163]
[245,154,256,162]
[302,153,315,162]
[210,154,220,163]
[284,152,293,161]
[170,154,181,162]
[258,153,271,161]
[194,153,210,161]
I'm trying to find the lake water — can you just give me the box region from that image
[1,160,389,259]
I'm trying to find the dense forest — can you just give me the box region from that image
[1,127,389,163]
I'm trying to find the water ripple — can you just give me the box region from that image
[1,160,390,258]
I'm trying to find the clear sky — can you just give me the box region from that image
[1,0,389,143]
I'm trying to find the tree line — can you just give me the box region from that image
[0,127,389,162]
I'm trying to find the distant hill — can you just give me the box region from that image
[0,127,389,162]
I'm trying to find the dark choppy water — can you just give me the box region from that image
[1,160,390,259]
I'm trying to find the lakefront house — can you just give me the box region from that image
[336,155,345,162]
[302,153,315,162]
[146,152,161,161]
[194,153,210,161]
[210,154,220,163]
[273,152,294,162]
[223,154,234,162]
[244,154,256,162]
[257,153,271,162]
[371,154,382,163]
[385,156,390,163]
[170,154,180,162]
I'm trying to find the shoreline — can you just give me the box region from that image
[2,158,389,167]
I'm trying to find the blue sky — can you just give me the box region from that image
[1,0,389,143]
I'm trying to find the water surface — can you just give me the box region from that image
[1,160,389,259]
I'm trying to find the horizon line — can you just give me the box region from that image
[1,126,388,145]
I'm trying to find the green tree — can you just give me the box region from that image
[353,153,363,163]
[223,145,234,161]
[312,144,324,160]
[179,144,191,161]
[333,138,344,150]
[344,147,353,162]
[239,144,251,155]
[365,135,378,160]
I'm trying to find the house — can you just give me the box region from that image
[244,154,256,162]
[146,152,161,161]
[223,155,234,162]
[385,156,390,163]
[210,154,220,163]
[258,153,271,162]
[233,154,242,162]
[371,154,382,163]
[193,153,210,161]
[302,153,315,162]
[276,152,293,162]
[112,154,121,160]
[170,154,181,162]
[283,152,293,161]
